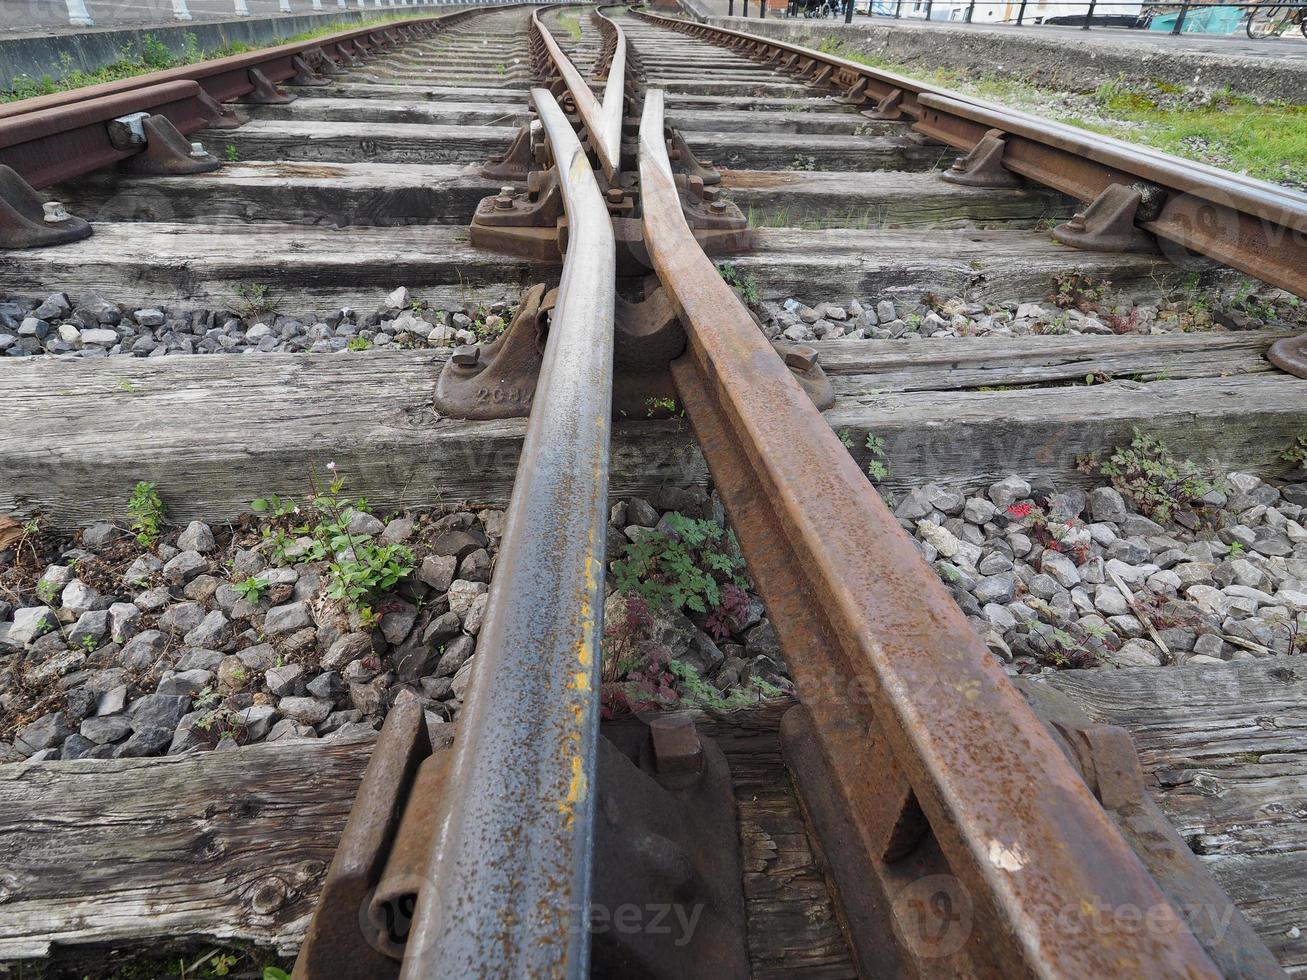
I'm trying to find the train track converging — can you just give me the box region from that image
[1,3,1306,977]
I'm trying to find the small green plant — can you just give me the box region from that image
[116,378,136,392]
[224,143,239,162]
[612,512,747,615]
[36,578,60,604]
[346,336,372,352]
[495,62,506,75]
[250,494,297,518]
[1077,428,1220,524]
[668,659,784,710]
[1283,434,1307,473]
[236,281,274,321]
[264,969,291,980]
[644,395,680,418]
[1227,541,1245,559]
[127,481,166,548]
[253,466,415,618]
[79,634,97,653]
[864,433,889,482]
[1051,271,1110,312]
[717,262,759,306]
[232,576,268,603]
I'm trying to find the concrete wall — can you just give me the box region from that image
[0,0,448,31]
[0,1,485,92]
[699,14,1307,102]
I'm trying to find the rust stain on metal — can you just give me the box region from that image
[633,81,1223,977]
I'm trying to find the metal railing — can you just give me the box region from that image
[724,0,1307,36]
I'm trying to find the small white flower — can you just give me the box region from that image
[327,461,337,472]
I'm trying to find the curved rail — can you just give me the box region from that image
[636,86,1222,977]
[531,5,625,181]
[401,85,616,979]
[635,9,1307,298]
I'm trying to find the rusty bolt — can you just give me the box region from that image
[606,188,625,204]
[649,715,703,777]
[42,201,69,223]
[783,346,819,372]
[709,199,729,214]
[494,186,516,210]
[451,345,480,367]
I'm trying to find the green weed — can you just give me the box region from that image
[127,481,166,548]
[612,512,747,615]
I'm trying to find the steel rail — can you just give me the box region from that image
[633,9,1307,298]
[0,81,217,189]
[636,86,1221,977]
[0,7,515,123]
[400,85,615,979]
[531,6,625,181]
[0,5,532,195]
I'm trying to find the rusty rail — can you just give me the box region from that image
[632,7,1307,300]
[0,5,527,193]
[400,85,615,978]
[0,7,502,122]
[635,83,1226,977]
[531,6,626,180]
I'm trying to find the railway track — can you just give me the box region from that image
[1,2,1306,977]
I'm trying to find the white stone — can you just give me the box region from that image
[916,520,960,558]
[80,328,119,346]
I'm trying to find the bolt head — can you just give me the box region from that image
[42,201,69,223]
[451,344,480,367]
[783,345,819,372]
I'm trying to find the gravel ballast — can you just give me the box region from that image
[0,486,794,763]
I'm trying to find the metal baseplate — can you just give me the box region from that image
[1268,334,1307,379]
[0,165,92,250]
[237,66,296,106]
[941,128,1022,189]
[781,693,1284,978]
[456,110,823,423]
[1053,181,1163,253]
[294,700,749,979]
[432,278,833,421]
[113,113,223,177]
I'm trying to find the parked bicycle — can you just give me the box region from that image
[786,0,842,17]
[1245,1,1307,38]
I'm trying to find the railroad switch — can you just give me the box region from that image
[432,277,832,420]
[296,699,749,980]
